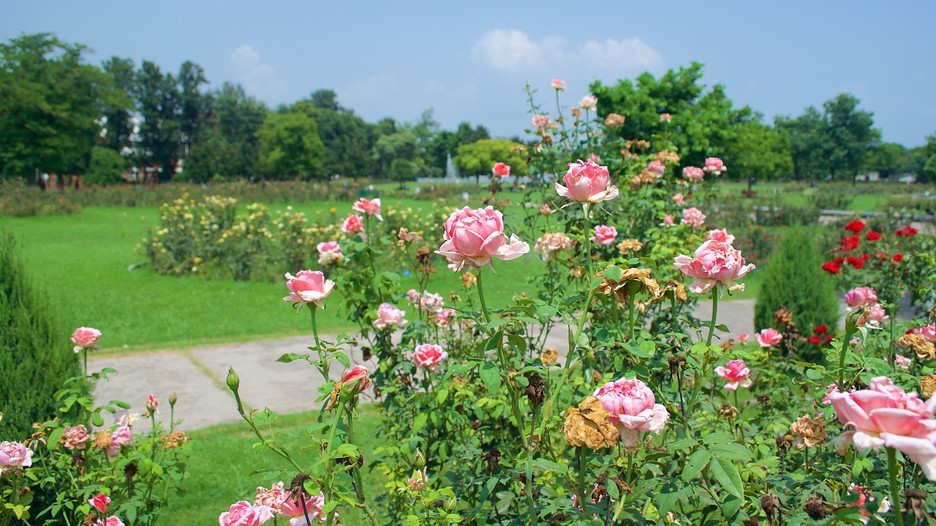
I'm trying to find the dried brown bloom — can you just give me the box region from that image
[124,461,138,481]
[774,306,795,330]
[668,355,685,377]
[562,396,618,449]
[570,266,584,279]
[525,374,546,407]
[653,150,680,165]
[921,375,936,399]
[790,414,828,449]
[416,246,431,266]
[629,170,659,189]
[626,139,651,150]
[604,113,626,128]
[619,148,637,160]
[482,448,501,475]
[616,238,643,255]
[661,280,688,302]
[899,333,936,360]
[803,496,828,519]
[460,271,476,288]
[162,431,190,449]
[599,267,660,306]
[540,348,559,366]
[91,431,112,451]
[717,404,739,419]
[570,107,582,118]
[760,494,782,524]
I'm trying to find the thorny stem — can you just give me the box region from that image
[887,448,906,526]
[705,288,719,347]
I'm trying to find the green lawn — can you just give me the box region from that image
[159,406,384,525]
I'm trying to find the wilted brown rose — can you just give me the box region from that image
[661,280,688,302]
[162,431,190,449]
[921,375,936,399]
[460,271,477,288]
[616,239,643,255]
[540,348,559,366]
[653,150,680,165]
[899,333,936,360]
[562,396,618,449]
[91,431,112,451]
[790,414,828,449]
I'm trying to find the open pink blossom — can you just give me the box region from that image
[534,232,573,260]
[660,113,672,123]
[867,304,889,324]
[827,377,936,480]
[316,241,343,266]
[94,518,125,526]
[555,160,619,203]
[551,78,567,90]
[413,344,448,372]
[707,228,735,244]
[254,482,288,513]
[674,239,755,294]
[662,214,674,226]
[89,493,111,514]
[373,303,407,330]
[341,215,363,234]
[492,162,510,178]
[531,114,551,128]
[283,270,335,309]
[845,286,878,311]
[341,365,371,393]
[703,157,727,175]
[672,193,685,206]
[434,308,457,328]
[681,207,706,230]
[62,425,89,450]
[579,95,597,110]
[0,441,32,471]
[71,327,102,352]
[280,491,327,521]
[352,198,382,220]
[436,206,529,270]
[591,225,617,246]
[755,328,782,348]
[715,359,752,391]
[219,501,274,526]
[682,166,705,182]
[738,333,750,344]
[106,426,132,457]
[593,377,670,450]
[645,161,666,178]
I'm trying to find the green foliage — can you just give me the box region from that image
[0,232,77,440]
[299,95,376,178]
[729,120,793,183]
[85,146,126,185]
[454,138,527,178]
[257,111,325,179]
[755,228,839,348]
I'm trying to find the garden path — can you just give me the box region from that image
[90,300,758,432]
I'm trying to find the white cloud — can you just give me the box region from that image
[229,45,288,102]
[471,29,663,75]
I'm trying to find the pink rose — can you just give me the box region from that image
[551,78,567,90]
[352,198,382,220]
[94,517,125,526]
[492,162,510,178]
[89,493,111,514]
[827,377,936,480]
[436,206,529,270]
[219,501,274,526]
[0,441,32,470]
[645,161,665,178]
[373,303,407,330]
[660,113,672,123]
[680,207,706,230]
[591,225,618,246]
[868,304,889,324]
[893,355,912,372]
[672,193,685,206]
[593,377,670,450]
[534,232,573,260]
[662,214,674,226]
[703,157,726,175]
[755,328,782,348]
[715,359,752,391]
[737,333,750,344]
[531,114,551,128]
[412,344,448,372]
[845,286,878,311]
[579,95,597,110]
[146,394,158,412]
[407,468,428,491]
[922,326,936,341]
[254,482,288,512]
[341,365,371,393]
[682,166,704,183]
[434,308,457,328]
[283,270,335,309]
[106,425,132,457]
[674,239,755,294]
[341,215,363,234]
[280,491,326,520]
[706,228,735,244]
[555,160,619,203]
[71,327,102,352]
[408,290,444,313]
[62,425,89,450]
[316,241,343,266]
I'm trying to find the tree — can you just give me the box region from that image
[256,111,325,180]
[728,119,793,187]
[309,89,342,112]
[133,60,181,180]
[373,130,420,178]
[823,93,878,180]
[867,142,909,179]
[922,133,936,184]
[294,97,376,178]
[454,139,527,182]
[186,82,267,181]
[0,33,113,179]
[775,107,829,181]
[177,60,210,157]
[425,122,490,179]
[85,146,126,185]
[100,56,136,154]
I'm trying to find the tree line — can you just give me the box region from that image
[1,35,933,185]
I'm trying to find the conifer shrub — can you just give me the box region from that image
[754,228,839,358]
[0,232,78,439]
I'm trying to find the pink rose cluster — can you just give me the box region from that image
[316,241,343,266]
[436,206,529,270]
[703,157,727,175]
[672,193,685,206]
[283,270,335,309]
[0,441,32,472]
[844,286,889,326]
[533,232,573,260]
[249,482,329,524]
[406,289,454,328]
[591,225,618,246]
[492,162,510,178]
[682,166,704,183]
[674,237,755,294]
[219,500,275,526]
[593,377,670,450]
[908,325,936,341]
[373,303,407,330]
[71,327,102,353]
[412,344,448,372]
[352,197,382,220]
[680,207,706,230]
[555,160,619,204]
[715,359,752,391]
[755,328,782,348]
[827,376,936,480]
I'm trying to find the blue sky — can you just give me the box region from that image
[5,1,935,146]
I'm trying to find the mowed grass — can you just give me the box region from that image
[158,406,384,525]
[0,197,544,352]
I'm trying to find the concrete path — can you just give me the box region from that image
[90,300,758,432]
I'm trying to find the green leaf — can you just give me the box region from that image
[710,442,753,462]
[334,352,350,368]
[412,412,428,433]
[656,482,680,517]
[435,388,449,404]
[91,412,103,427]
[506,334,528,353]
[47,427,65,450]
[681,449,711,482]
[667,438,699,451]
[715,324,730,333]
[602,266,623,281]
[710,456,743,498]
[689,341,709,355]
[479,362,501,394]
[722,495,741,520]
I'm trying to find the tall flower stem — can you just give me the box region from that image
[309,307,320,349]
[476,268,492,325]
[477,268,525,434]
[705,288,719,347]
[886,447,905,526]
[576,446,587,514]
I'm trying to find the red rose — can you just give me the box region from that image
[821,261,841,274]
[840,236,860,252]
[816,325,828,335]
[865,231,881,241]
[844,220,865,233]
[893,253,904,262]
[808,335,822,345]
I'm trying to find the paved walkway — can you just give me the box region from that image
[92,300,759,432]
